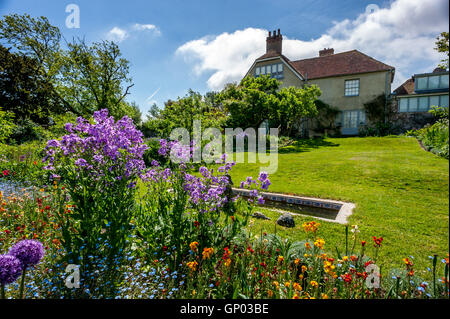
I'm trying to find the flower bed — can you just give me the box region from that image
[0,110,448,299]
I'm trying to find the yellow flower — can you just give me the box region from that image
[292,293,300,299]
[310,280,318,288]
[294,258,301,265]
[293,282,302,291]
[277,255,284,264]
[302,221,320,233]
[314,238,325,249]
[224,258,232,267]
[299,274,304,280]
[284,280,291,288]
[192,289,196,296]
[342,256,349,262]
[187,261,198,271]
[273,281,280,289]
[267,290,273,298]
[321,293,329,299]
[301,265,308,273]
[202,247,214,260]
[189,241,199,251]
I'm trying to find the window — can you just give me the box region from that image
[254,62,284,79]
[441,95,449,107]
[340,110,365,129]
[418,97,428,111]
[416,77,427,90]
[399,94,449,112]
[428,76,440,89]
[399,98,408,112]
[344,79,359,96]
[415,74,449,91]
[408,98,418,111]
[441,74,449,88]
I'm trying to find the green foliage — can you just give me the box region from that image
[0,107,16,143]
[142,90,227,138]
[217,75,321,136]
[0,14,139,129]
[435,31,449,70]
[407,106,449,159]
[361,94,399,136]
[0,141,48,185]
[312,100,341,134]
[0,45,63,124]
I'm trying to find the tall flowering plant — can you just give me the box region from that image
[136,140,268,272]
[42,109,147,297]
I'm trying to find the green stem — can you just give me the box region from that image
[19,266,27,299]
[1,284,5,299]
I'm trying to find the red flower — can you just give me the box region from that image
[2,170,9,176]
[361,241,366,246]
[342,273,352,283]
[372,236,383,247]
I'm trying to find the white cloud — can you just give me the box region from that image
[106,23,161,43]
[106,27,128,43]
[176,0,449,90]
[133,23,161,35]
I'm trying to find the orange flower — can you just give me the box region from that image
[189,241,199,251]
[302,221,320,233]
[202,247,214,260]
[310,280,318,288]
[293,282,302,291]
[294,258,301,265]
[224,258,232,267]
[277,255,284,264]
[187,261,198,271]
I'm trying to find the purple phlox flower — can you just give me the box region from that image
[257,196,265,205]
[261,179,271,191]
[0,255,23,285]
[8,240,44,268]
[151,160,159,167]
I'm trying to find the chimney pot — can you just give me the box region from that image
[266,29,282,54]
[319,48,334,57]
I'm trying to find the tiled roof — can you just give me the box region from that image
[254,49,394,81]
[290,50,394,80]
[394,78,415,95]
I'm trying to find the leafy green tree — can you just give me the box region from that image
[435,32,449,70]
[142,90,227,138]
[0,44,62,124]
[0,14,137,120]
[217,75,321,136]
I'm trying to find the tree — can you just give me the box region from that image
[0,14,137,120]
[0,44,63,124]
[435,32,449,70]
[217,75,321,136]
[142,90,227,138]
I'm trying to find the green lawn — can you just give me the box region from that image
[226,136,449,279]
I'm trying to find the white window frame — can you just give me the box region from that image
[344,79,360,97]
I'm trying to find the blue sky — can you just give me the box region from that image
[0,0,448,117]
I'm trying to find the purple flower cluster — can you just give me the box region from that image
[8,239,44,268]
[0,255,22,286]
[239,172,271,204]
[43,109,148,179]
[0,240,44,287]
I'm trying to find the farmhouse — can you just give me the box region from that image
[244,29,395,136]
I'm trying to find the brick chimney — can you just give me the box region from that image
[266,29,282,54]
[319,48,334,57]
